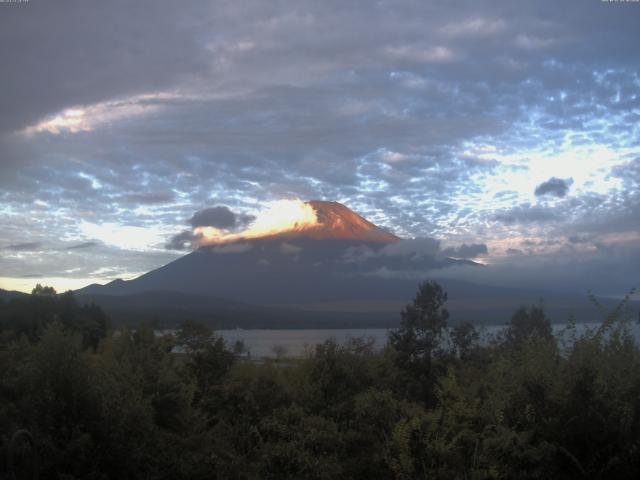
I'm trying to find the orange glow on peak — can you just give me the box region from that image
[196,199,319,244]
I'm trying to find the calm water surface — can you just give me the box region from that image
[209,322,640,358]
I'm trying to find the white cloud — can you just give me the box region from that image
[2,0,639,295]
[515,34,555,50]
[384,45,457,63]
[22,92,180,135]
[78,221,172,252]
[439,18,506,38]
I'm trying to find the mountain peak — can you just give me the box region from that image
[298,200,400,243]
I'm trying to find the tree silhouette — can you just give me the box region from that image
[389,280,449,401]
[505,305,553,347]
[31,284,56,296]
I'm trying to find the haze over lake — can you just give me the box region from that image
[191,321,640,358]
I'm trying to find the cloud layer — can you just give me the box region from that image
[1,0,639,295]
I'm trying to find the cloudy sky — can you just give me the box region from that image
[1,0,639,295]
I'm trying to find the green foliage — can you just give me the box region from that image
[258,405,344,479]
[176,319,235,401]
[301,338,376,418]
[390,281,450,361]
[0,286,109,348]
[2,282,640,479]
[389,280,450,403]
[31,284,57,296]
[451,320,480,359]
[505,305,554,348]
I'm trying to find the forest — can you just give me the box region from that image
[1,282,639,479]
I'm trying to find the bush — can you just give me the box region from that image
[2,283,640,478]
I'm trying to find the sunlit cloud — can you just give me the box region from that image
[196,199,319,245]
[78,221,175,252]
[21,92,181,135]
[457,140,631,211]
[2,0,639,295]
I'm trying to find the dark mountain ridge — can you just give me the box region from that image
[72,201,636,327]
[0,288,29,301]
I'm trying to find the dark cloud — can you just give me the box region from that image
[442,243,488,258]
[567,234,591,244]
[0,0,638,294]
[66,242,98,250]
[381,238,443,257]
[340,247,474,280]
[437,238,640,297]
[613,158,640,182]
[0,0,210,134]
[534,177,573,198]
[344,237,485,274]
[3,242,41,251]
[120,192,175,205]
[166,230,202,251]
[188,206,255,229]
[494,204,559,225]
[189,207,236,229]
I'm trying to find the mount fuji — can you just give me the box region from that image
[75,201,618,327]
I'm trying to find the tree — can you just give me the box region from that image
[176,320,234,399]
[505,305,553,348]
[389,281,449,402]
[451,321,479,359]
[31,284,56,296]
[303,339,374,418]
[389,281,449,364]
[272,344,288,360]
[232,339,247,357]
[78,302,110,350]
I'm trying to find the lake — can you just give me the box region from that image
[209,321,640,358]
